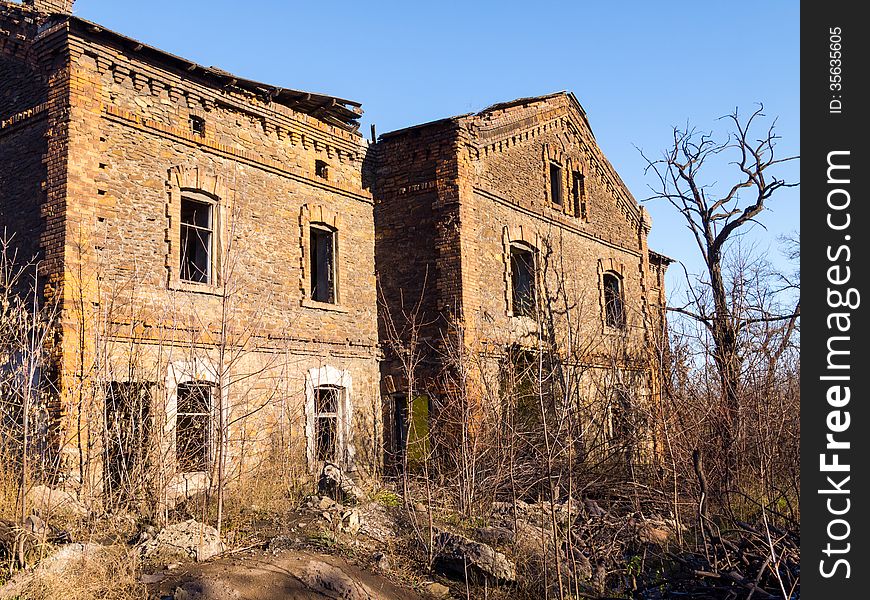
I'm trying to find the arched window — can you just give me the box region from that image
[603,272,625,329]
[314,385,342,461]
[510,243,537,318]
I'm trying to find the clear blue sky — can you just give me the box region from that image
[71,0,800,295]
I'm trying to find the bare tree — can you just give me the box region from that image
[640,105,799,489]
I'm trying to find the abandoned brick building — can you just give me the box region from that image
[374,93,670,467]
[1,0,668,503]
[1,0,380,505]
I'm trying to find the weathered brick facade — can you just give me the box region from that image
[2,1,668,496]
[1,1,381,501]
[373,93,670,461]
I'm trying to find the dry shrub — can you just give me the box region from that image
[19,544,144,600]
[0,465,18,521]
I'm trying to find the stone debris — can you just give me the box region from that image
[0,543,104,599]
[433,530,516,584]
[372,551,390,572]
[319,462,366,505]
[424,581,451,598]
[636,518,675,545]
[25,484,88,518]
[140,519,224,563]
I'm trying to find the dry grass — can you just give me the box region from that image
[0,465,18,522]
[16,544,144,600]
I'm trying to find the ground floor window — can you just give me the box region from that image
[105,382,152,498]
[390,394,430,472]
[175,381,213,472]
[305,366,353,469]
[314,386,341,462]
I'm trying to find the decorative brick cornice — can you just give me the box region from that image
[0,101,48,133]
[103,104,373,203]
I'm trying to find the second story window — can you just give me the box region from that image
[180,197,213,284]
[549,162,563,206]
[603,272,626,329]
[189,115,206,137]
[510,244,536,318]
[315,160,329,180]
[310,225,336,303]
[572,171,587,219]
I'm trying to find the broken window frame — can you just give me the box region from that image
[510,243,537,318]
[603,271,626,329]
[175,381,214,472]
[549,162,563,207]
[314,385,341,462]
[309,224,337,304]
[179,195,214,284]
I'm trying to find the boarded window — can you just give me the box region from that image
[511,245,536,318]
[176,381,212,471]
[603,272,625,329]
[549,163,563,206]
[314,386,340,461]
[310,226,336,303]
[180,197,213,284]
[105,382,151,499]
[572,171,587,219]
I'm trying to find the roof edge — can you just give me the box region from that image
[39,12,364,132]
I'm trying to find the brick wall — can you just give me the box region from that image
[57,29,382,482]
[0,9,383,486]
[372,120,465,391]
[374,93,668,459]
[24,0,74,14]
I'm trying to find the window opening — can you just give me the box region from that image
[511,245,536,318]
[180,197,213,284]
[176,381,212,471]
[310,226,336,303]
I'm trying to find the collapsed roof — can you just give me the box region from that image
[42,12,364,132]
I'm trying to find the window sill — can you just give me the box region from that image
[603,324,629,336]
[169,280,224,296]
[301,298,350,313]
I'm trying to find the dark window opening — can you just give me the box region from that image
[390,394,430,472]
[189,115,206,137]
[176,381,212,472]
[603,272,625,329]
[310,226,336,303]
[572,171,587,219]
[549,163,563,206]
[180,197,213,284]
[609,388,633,442]
[510,245,536,318]
[315,160,329,179]
[501,346,554,438]
[315,386,340,461]
[105,382,151,500]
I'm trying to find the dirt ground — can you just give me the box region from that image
[148,548,428,600]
